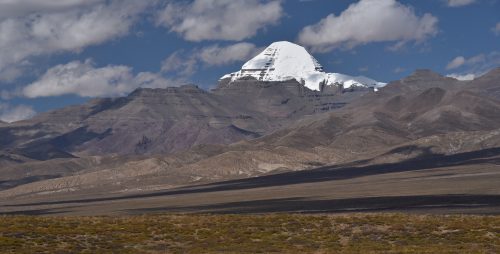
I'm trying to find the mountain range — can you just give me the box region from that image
[0,42,499,215]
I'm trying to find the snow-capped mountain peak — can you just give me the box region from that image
[221,41,386,91]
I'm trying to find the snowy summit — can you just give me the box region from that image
[221,41,386,91]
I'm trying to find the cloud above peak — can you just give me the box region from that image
[446,51,500,80]
[161,42,261,77]
[297,0,438,52]
[446,56,466,70]
[156,0,283,41]
[198,43,261,66]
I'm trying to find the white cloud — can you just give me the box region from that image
[0,103,36,123]
[393,67,406,73]
[446,51,500,80]
[493,22,500,36]
[0,66,24,83]
[0,0,153,82]
[156,0,283,41]
[358,66,369,72]
[23,59,174,98]
[297,0,438,52]
[446,0,475,7]
[133,72,176,90]
[198,43,260,66]
[0,87,23,100]
[161,51,199,77]
[161,42,260,76]
[446,73,476,81]
[446,56,466,70]
[0,0,104,19]
[446,73,475,81]
[446,53,499,71]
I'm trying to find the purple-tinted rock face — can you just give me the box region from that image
[1,68,500,204]
[0,77,369,158]
[1,67,499,161]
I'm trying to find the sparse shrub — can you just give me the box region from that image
[0,213,498,253]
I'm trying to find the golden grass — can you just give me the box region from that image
[0,213,498,253]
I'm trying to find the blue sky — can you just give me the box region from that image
[0,0,498,122]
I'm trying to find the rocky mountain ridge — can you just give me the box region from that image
[221,41,386,91]
[1,77,375,161]
[0,68,499,200]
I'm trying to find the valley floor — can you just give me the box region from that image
[0,213,498,253]
[1,151,499,216]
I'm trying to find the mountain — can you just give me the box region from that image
[0,82,367,161]
[1,68,499,203]
[1,85,272,158]
[221,41,386,91]
[0,42,386,161]
[0,38,498,214]
[1,43,383,159]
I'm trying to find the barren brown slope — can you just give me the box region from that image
[1,69,499,203]
[0,80,368,163]
[0,80,372,194]
[1,143,499,215]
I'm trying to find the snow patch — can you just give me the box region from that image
[221,41,386,91]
